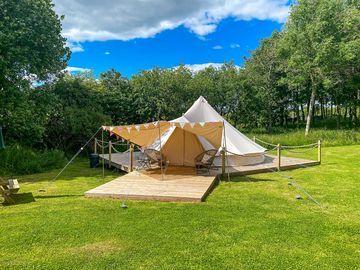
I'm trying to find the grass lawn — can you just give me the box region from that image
[1,145,360,269]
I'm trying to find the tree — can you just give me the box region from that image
[281,0,360,135]
[0,0,70,88]
[99,69,132,124]
[130,67,193,122]
[243,31,287,133]
[45,74,110,151]
[0,0,70,145]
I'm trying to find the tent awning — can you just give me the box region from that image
[103,121,223,149]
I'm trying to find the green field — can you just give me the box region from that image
[1,145,360,269]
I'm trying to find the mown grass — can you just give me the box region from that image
[1,145,360,269]
[246,128,360,147]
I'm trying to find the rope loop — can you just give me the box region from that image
[254,137,318,151]
[96,140,109,148]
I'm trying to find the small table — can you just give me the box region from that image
[0,179,19,204]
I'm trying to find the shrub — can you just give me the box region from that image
[0,145,67,175]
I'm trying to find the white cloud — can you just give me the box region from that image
[105,52,111,55]
[65,66,91,73]
[230,43,240,48]
[175,63,241,72]
[212,45,223,50]
[53,0,290,42]
[66,41,84,53]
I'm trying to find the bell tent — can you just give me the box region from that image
[171,96,266,165]
[104,96,265,167]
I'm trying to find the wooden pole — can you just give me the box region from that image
[157,121,164,180]
[277,143,281,171]
[102,129,104,179]
[221,148,226,177]
[94,138,97,154]
[108,141,112,168]
[318,140,321,164]
[222,121,230,182]
[129,143,134,172]
[253,136,256,142]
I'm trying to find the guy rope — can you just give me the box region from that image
[51,127,103,182]
[222,137,323,207]
[252,136,323,206]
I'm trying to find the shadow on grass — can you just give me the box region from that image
[15,167,122,184]
[203,175,274,201]
[1,192,36,206]
[34,194,83,199]
[224,176,275,183]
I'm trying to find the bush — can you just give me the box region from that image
[0,145,67,175]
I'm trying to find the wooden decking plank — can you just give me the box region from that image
[86,152,320,202]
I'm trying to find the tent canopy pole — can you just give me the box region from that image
[158,121,164,180]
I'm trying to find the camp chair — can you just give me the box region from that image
[144,149,168,172]
[194,149,218,174]
[0,179,20,204]
[137,151,151,169]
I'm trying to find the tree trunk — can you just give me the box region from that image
[325,102,328,118]
[279,107,284,127]
[266,113,273,134]
[330,102,333,117]
[296,105,300,129]
[305,85,317,136]
[336,104,341,129]
[354,105,358,127]
[301,104,305,122]
[344,106,348,120]
[312,101,316,125]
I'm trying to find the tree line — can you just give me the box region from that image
[0,0,359,152]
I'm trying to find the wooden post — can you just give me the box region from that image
[94,138,97,154]
[129,143,134,172]
[318,140,321,164]
[253,136,256,142]
[277,143,281,171]
[221,148,226,176]
[108,141,112,168]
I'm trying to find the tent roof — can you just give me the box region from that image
[103,121,223,149]
[172,96,266,155]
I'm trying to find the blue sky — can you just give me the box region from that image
[68,19,283,78]
[54,0,289,78]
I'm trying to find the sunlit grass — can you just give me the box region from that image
[1,146,360,269]
[247,129,360,147]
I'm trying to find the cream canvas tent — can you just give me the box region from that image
[171,96,266,166]
[104,121,223,166]
[104,96,265,167]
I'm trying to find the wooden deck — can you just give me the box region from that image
[100,151,143,172]
[85,152,319,203]
[85,166,217,202]
[99,152,319,176]
[224,155,319,176]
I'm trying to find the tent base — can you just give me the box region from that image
[213,153,265,167]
